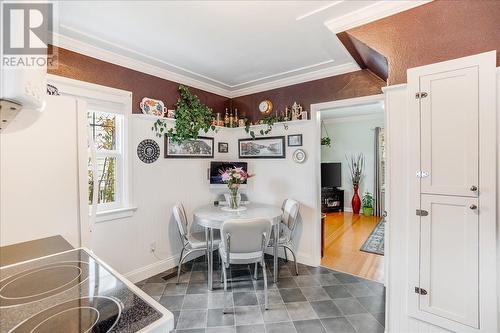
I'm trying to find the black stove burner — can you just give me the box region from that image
[0,261,89,307]
[9,296,122,333]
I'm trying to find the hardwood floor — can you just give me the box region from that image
[321,212,385,283]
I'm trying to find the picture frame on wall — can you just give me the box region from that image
[287,134,303,147]
[239,136,286,159]
[218,142,229,153]
[164,136,214,158]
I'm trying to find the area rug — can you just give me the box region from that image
[360,218,385,255]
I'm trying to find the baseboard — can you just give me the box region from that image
[124,248,315,284]
[124,251,205,284]
[344,207,353,212]
[124,254,180,284]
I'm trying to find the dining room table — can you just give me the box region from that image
[193,202,283,290]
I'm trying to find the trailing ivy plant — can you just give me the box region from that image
[244,115,279,139]
[152,85,215,143]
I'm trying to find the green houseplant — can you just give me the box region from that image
[244,115,278,139]
[362,192,374,216]
[152,85,215,143]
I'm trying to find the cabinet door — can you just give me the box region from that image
[420,67,478,197]
[418,194,479,328]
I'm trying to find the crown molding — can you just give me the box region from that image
[52,33,233,98]
[325,0,432,33]
[53,32,360,99]
[230,62,360,98]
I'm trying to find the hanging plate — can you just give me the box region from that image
[137,139,160,163]
[292,149,307,163]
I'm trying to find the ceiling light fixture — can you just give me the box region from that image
[296,1,343,21]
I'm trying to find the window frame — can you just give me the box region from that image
[47,74,136,223]
[88,109,125,212]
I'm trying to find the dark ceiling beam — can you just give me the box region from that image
[337,32,388,82]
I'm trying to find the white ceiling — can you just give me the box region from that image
[55,1,428,97]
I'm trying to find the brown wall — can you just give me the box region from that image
[346,0,500,85]
[48,45,385,122]
[48,45,230,114]
[232,70,385,122]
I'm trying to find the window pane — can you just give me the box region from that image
[88,111,117,151]
[88,156,117,205]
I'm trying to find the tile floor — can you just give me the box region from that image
[137,254,385,333]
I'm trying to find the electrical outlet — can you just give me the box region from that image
[150,242,156,253]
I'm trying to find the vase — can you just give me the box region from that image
[225,187,240,209]
[351,185,361,214]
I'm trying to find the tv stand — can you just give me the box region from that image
[321,187,344,213]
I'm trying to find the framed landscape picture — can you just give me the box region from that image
[239,136,286,159]
[164,136,214,158]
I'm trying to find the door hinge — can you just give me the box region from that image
[416,170,429,178]
[415,92,428,99]
[414,287,428,295]
[416,209,428,216]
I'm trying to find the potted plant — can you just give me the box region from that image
[362,192,374,216]
[346,153,364,214]
[152,85,215,143]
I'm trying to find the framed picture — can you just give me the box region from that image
[239,136,286,159]
[164,136,214,158]
[218,142,229,153]
[288,134,303,147]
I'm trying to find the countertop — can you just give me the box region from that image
[0,235,73,267]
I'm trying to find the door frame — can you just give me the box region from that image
[406,51,497,332]
[311,93,387,272]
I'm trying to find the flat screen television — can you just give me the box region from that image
[210,161,248,185]
[321,162,342,188]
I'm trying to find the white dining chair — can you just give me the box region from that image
[173,203,220,283]
[219,218,272,313]
[268,198,300,275]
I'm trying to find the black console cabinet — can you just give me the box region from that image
[321,187,344,213]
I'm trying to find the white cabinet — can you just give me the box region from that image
[419,194,479,328]
[419,68,479,197]
[405,51,497,333]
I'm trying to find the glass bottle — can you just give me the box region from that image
[224,108,229,127]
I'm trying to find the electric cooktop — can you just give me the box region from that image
[0,248,173,333]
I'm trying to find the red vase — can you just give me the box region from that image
[351,185,361,214]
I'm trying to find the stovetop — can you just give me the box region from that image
[0,249,165,333]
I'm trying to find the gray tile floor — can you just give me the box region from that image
[137,255,385,333]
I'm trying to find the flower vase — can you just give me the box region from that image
[351,185,361,214]
[226,187,240,209]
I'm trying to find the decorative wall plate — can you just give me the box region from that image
[292,149,307,163]
[258,99,273,115]
[137,139,160,163]
[140,97,166,117]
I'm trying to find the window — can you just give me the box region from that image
[88,110,124,211]
[47,74,135,223]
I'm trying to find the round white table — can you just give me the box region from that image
[194,203,282,290]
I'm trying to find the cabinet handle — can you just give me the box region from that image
[470,204,477,210]
[470,185,478,192]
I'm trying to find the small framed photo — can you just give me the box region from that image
[288,134,303,147]
[218,142,229,153]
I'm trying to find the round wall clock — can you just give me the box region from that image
[258,99,273,115]
[137,139,160,164]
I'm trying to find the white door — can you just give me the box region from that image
[418,194,479,328]
[420,67,479,197]
[0,95,88,248]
